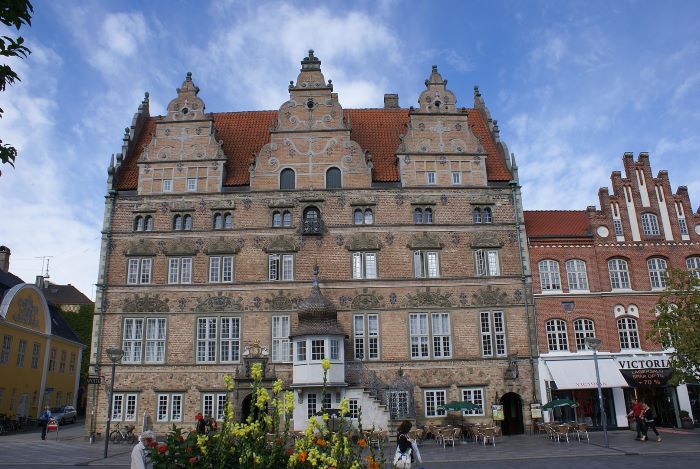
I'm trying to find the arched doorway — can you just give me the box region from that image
[500,392,524,435]
[241,394,253,422]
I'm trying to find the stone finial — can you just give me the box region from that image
[474,85,481,98]
[301,49,321,71]
[493,120,500,142]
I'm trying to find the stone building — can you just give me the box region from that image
[525,153,700,429]
[86,51,537,436]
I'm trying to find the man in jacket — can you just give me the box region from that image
[39,406,51,440]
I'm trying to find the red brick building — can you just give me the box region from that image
[525,153,700,428]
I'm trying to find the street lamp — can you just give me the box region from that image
[104,348,124,459]
[584,337,608,448]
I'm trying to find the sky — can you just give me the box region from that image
[1,0,700,300]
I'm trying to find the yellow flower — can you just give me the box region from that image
[272,379,283,394]
[322,413,330,422]
[256,388,270,409]
[251,363,263,381]
[284,391,295,414]
[321,358,331,371]
[338,398,349,417]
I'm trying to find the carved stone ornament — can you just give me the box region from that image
[123,294,170,312]
[265,290,300,311]
[351,290,383,309]
[163,238,198,256]
[472,285,508,307]
[132,202,156,213]
[125,239,157,256]
[469,233,503,249]
[263,235,299,253]
[170,200,196,212]
[407,232,443,250]
[210,200,235,211]
[345,233,382,251]
[205,237,241,255]
[404,288,452,308]
[268,198,296,209]
[410,197,436,206]
[195,293,243,313]
[349,197,377,207]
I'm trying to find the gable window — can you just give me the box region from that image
[608,258,630,289]
[573,319,595,351]
[413,250,439,278]
[426,171,436,185]
[127,258,152,285]
[452,172,461,184]
[480,311,507,357]
[187,178,197,191]
[272,210,292,227]
[687,256,700,279]
[539,260,561,291]
[326,167,342,189]
[168,257,192,284]
[473,208,482,223]
[123,318,166,364]
[475,249,500,277]
[272,316,292,362]
[566,259,589,291]
[461,388,485,416]
[641,213,660,236]
[353,208,373,225]
[156,393,183,422]
[679,218,689,236]
[280,168,295,190]
[647,258,668,289]
[546,319,569,351]
[617,317,640,349]
[414,207,433,224]
[424,390,446,417]
[269,254,294,281]
[352,252,377,279]
[209,255,234,283]
[353,314,379,360]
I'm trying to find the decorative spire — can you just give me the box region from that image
[301,49,321,71]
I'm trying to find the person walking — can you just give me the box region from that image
[627,398,645,440]
[642,403,661,442]
[130,430,154,469]
[39,406,51,440]
[394,420,423,469]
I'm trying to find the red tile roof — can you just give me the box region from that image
[523,210,592,238]
[114,108,511,190]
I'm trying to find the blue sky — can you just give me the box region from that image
[1,0,700,299]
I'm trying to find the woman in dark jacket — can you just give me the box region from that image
[395,420,422,467]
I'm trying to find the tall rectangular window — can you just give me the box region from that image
[424,390,446,417]
[201,393,227,420]
[122,318,144,363]
[296,340,307,362]
[16,339,26,368]
[145,318,167,363]
[307,393,317,419]
[209,256,234,283]
[157,394,183,422]
[452,172,461,184]
[272,316,291,362]
[112,393,137,421]
[608,259,631,289]
[31,343,40,369]
[348,399,360,419]
[330,339,340,360]
[613,219,624,237]
[0,335,10,365]
[168,257,192,284]
[475,249,500,276]
[679,218,689,236]
[69,352,76,373]
[480,311,507,357]
[311,339,325,361]
[431,313,451,358]
[197,318,217,363]
[413,251,439,278]
[461,388,485,416]
[426,171,436,184]
[538,260,561,291]
[127,258,152,285]
[220,317,240,363]
[48,348,56,371]
[59,350,66,373]
[409,313,429,359]
[352,252,377,279]
[269,254,294,281]
[353,314,379,360]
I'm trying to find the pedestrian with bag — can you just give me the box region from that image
[39,406,51,440]
[393,420,423,469]
[642,403,661,442]
[627,398,645,440]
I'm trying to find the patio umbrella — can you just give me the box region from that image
[438,401,480,424]
[542,399,577,410]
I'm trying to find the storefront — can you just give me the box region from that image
[687,384,700,426]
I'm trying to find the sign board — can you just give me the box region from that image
[530,403,542,419]
[620,368,673,387]
[87,375,104,385]
[47,419,58,432]
[492,404,504,421]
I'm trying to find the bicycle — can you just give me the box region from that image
[109,423,137,444]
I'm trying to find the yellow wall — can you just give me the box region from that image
[44,337,82,409]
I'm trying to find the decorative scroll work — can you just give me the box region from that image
[403,288,453,308]
[195,294,243,313]
[472,286,508,306]
[122,294,170,313]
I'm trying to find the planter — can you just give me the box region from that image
[681,419,694,430]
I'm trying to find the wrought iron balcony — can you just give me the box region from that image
[301,218,324,236]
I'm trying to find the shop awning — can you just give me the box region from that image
[546,359,628,389]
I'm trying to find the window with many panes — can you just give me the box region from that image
[608,258,631,289]
[613,219,624,237]
[272,316,292,362]
[197,317,218,363]
[209,255,233,283]
[311,339,325,361]
[353,208,374,225]
[157,394,183,422]
[413,250,439,278]
[272,210,293,227]
[220,317,240,362]
[352,252,377,279]
[31,342,40,369]
[546,319,569,351]
[414,207,433,224]
[296,340,307,362]
[573,318,595,351]
[647,258,668,289]
[348,399,360,419]
[566,259,589,291]
[112,393,137,421]
[641,213,660,236]
[269,254,294,281]
[69,352,76,373]
[15,339,26,367]
[202,393,227,420]
[196,317,241,363]
[480,311,507,357]
[409,313,429,359]
[538,260,561,291]
[617,317,640,349]
[353,314,379,360]
[431,313,451,358]
[127,258,152,285]
[307,393,317,418]
[424,390,446,417]
[687,257,700,279]
[461,388,485,416]
[475,249,500,276]
[679,218,689,236]
[409,313,451,359]
[168,257,192,284]
[122,318,166,364]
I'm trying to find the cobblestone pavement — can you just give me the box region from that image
[0,420,698,468]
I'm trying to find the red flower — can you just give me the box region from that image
[148,441,158,448]
[188,456,197,464]
[158,444,167,454]
[286,448,294,455]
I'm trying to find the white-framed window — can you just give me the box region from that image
[424,390,446,417]
[272,210,293,227]
[679,218,689,236]
[162,179,172,192]
[168,257,192,284]
[156,394,183,422]
[173,214,193,231]
[202,393,227,420]
[127,258,152,285]
[617,317,640,350]
[112,393,137,421]
[353,314,379,360]
[353,208,374,225]
[573,318,595,351]
[209,255,234,283]
[272,316,292,363]
[546,319,569,351]
[414,207,434,224]
[641,213,660,235]
[613,219,623,237]
[123,318,166,364]
[352,252,377,279]
[197,317,218,363]
[687,257,700,279]
[566,259,589,291]
[473,208,482,223]
[311,339,325,361]
[219,317,240,363]
[426,171,436,184]
[122,318,144,363]
[187,178,197,191]
[475,249,500,276]
[409,313,429,359]
[307,393,317,419]
[647,258,668,289]
[452,172,461,184]
[480,311,507,357]
[413,250,439,278]
[483,207,493,223]
[296,340,307,362]
[461,388,485,416]
[608,258,631,289]
[538,260,561,291]
[30,342,40,369]
[330,338,340,360]
[145,318,166,363]
[431,313,451,358]
[268,254,294,281]
[348,399,360,419]
[16,339,26,368]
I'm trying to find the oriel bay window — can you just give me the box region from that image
[353,314,379,360]
[269,254,294,281]
[122,318,166,363]
[352,252,377,279]
[168,257,193,284]
[196,317,241,363]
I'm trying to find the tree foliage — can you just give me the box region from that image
[0,0,33,176]
[59,303,94,382]
[648,269,700,383]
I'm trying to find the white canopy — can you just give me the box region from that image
[546,358,628,389]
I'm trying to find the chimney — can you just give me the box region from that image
[0,246,9,272]
[384,94,399,109]
[36,275,45,289]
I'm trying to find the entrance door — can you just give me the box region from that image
[636,387,677,427]
[500,392,524,435]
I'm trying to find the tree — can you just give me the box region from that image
[648,269,700,383]
[59,303,94,383]
[0,0,33,176]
